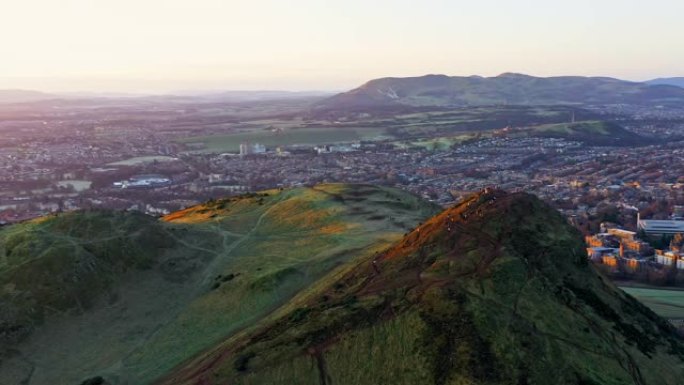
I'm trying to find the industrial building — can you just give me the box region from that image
[638,218,684,236]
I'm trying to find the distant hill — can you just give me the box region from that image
[0,89,57,104]
[0,185,437,385]
[0,89,332,106]
[159,190,684,385]
[647,77,684,88]
[171,90,334,102]
[316,73,684,112]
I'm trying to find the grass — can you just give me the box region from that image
[177,127,388,153]
[404,133,481,151]
[128,185,435,383]
[0,184,438,385]
[621,287,684,319]
[530,121,612,135]
[511,120,649,146]
[158,191,684,385]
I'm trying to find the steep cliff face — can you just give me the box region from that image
[160,190,684,385]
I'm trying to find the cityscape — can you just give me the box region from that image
[3,1,684,384]
[4,95,684,293]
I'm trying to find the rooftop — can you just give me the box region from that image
[638,219,684,234]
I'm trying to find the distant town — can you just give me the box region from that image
[2,97,684,255]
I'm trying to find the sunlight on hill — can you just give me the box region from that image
[0,184,438,385]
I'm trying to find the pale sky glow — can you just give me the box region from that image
[1,0,683,93]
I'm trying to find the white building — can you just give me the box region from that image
[656,252,676,266]
[114,174,171,189]
[239,143,266,156]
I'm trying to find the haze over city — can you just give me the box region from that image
[2,0,683,93]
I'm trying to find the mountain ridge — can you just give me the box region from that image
[315,73,684,112]
[647,77,684,88]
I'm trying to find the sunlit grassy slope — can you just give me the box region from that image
[0,184,438,385]
[159,190,684,385]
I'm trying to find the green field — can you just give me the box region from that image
[403,133,481,151]
[178,127,388,153]
[621,287,684,319]
[528,121,612,135]
[510,120,649,146]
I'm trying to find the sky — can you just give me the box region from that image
[1,0,683,93]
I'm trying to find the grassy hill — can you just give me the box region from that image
[158,190,684,385]
[399,119,650,151]
[511,120,650,146]
[0,184,438,385]
[316,73,684,112]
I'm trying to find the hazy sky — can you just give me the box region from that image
[1,0,682,93]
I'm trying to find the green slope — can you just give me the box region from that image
[513,120,650,146]
[0,184,438,385]
[159,190,684,385]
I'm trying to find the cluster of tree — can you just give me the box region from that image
[636,232,681,251]
[639,200,673,220]
[596,258,684,287]
[571,203,637,235]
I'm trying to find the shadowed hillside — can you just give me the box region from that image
[0,184,438,385]
[159,190,684,385]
